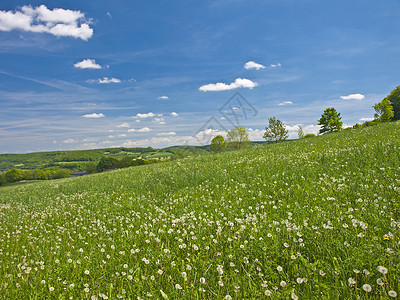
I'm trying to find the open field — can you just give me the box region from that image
[0,123,399,299]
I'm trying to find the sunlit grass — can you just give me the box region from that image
[0,122,399,299]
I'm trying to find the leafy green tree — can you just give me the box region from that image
[96,157,118,172]
[383,85,400,121]
[117,156,134,168]
[318,107,343,134]
[373,98,394,123]
[226,127,250,150]
[53,169,71,179]
[263,117,289,142]
[210,135,227,152]
[0,173,6,186]
[297,126,304,139]
[5,169,24,183]
[85,162,97,173]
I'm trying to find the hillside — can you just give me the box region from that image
[0,145,210,173]
[0,123,399,299]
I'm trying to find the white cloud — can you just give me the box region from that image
[135,112,156,118]
[340,94,365,100]
[278,101,293,106]
[360,117,374,121]
[158,96,169,100]
[154,117,166,125]
[97,77,121,84]
[116,122,130,128]
[170,112,179,117]
[244,61,266,70]
[128,127,152,133]
[0,5,93,40]
[195,128,226,137]
[82,113,104,118]
[74,59,101,69]
[157,132,176,136]
[247,128,264,140]
[270,63,282,68]
[118,134,127,137]
[62,138,77,144]
[82,137,98,142]
[199,78,258,92]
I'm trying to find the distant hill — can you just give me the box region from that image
[0,146,210,172]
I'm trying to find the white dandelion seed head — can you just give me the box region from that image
[362,284,372,292]
[388,290,397,298]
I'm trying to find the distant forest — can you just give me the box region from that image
[0,146,211,186]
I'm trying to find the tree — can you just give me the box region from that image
[210,135,227,152]
[96,157,118,172]
[85,162,97,173]
[263,117,289,142]
[53,169,71,179]
[384,85,400,121]
[5,169,24,183]
[373,98,394,123]
[226,127,250,150]
[318,107,343,134]
[297,126,304,139]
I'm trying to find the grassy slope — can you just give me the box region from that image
[0,123,399,299]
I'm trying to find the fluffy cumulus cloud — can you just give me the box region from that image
[340,94,365,100]
[97,77,121,84]
[134,112,156,119]
[128,127,152,133]
[74,59,101,69]
[278,101,293,106]
[244,61,266,70]
[199,78,258,92]
[158,96,169,100]
[0,5,93,40]
[170,112,179,117]
[82,113,104,118]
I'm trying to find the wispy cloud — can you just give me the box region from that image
[157,132,176,136]
[74,59,101,69]
[116,122,130,128]
[270,63,282,68]
[199,78,258,92]
[158,96,169,100]
[128,127,152,133]
[97,77,121,84]
[244,61,266,70]
[0,5,93,40]
[82,113,104,118]
[62,138,77,144]
[340,94,365,100]
[278,101,293,106]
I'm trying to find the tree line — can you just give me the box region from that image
[210,85,400,152]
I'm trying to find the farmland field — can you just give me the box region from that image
[0,122,399,299]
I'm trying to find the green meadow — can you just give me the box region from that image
[0,122,399,299]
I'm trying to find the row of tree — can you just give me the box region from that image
[0,168,72,185]
[209,85,400,152]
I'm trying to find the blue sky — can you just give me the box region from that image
[1,0,399,153]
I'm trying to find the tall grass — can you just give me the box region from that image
[0,122,399,299]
